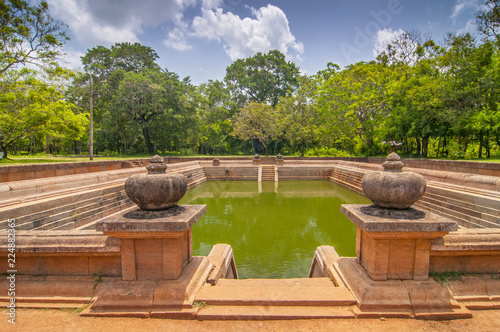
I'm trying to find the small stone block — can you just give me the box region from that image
[413,304,472,320]
[91,278,157,309]
[352,306,413,319]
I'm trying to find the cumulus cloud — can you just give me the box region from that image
[60,49,86,70]
[190,5,304,60]
[48,0,303,62]
[201,0,223,10]
[450,0,479,24]
[457,19,477,35]
[372,28,405,57]
[47,0,196,46]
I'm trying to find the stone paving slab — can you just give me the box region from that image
[196,305,356,320]
[196,278,356,306]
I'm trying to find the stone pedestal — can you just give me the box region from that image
[97,205,206,281]
[341,204,457,281]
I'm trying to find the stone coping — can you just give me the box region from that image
[341,204,458,233]
[96,205,206,234]
[0,230,120,253]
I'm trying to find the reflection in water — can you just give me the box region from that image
[179,181,371,279]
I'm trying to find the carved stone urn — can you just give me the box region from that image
[361,152,426,209]
[124,155,188,210]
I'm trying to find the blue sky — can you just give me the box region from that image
[47,0,483,84]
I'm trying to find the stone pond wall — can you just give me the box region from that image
[0,158,499,278]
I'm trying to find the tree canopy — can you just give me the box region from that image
[3,2,500,160]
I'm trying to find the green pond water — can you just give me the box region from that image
[179,181,371,279]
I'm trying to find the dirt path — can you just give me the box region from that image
[2,308,500,332]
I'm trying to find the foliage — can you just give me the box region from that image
[0,69,87,158]
[278,75,320,156]
[0,0,68,73]
[225,49,300,107]
[316,61,392,154]
[476,0,500,41]
[5,3,500,160]
[231,101,283,156]
[304,146,351,157]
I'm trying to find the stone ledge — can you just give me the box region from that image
[337,257,473,320]
[96,205,206,236]
[341,204,458,233]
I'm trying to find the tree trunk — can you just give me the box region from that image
[435,137,441,158]
[478,132,483,159]
[45,136,50,154]
[142,126,154,153]
[443,136,447,157]
[422,137,428,157]
[1,146,8,159]
[416,138,421,156]
[301,140,305,157]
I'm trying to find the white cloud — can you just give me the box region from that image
[372,28,405,57]
[190,5,304,61]
[457,19,476,35]
[60,49,86,70]
[48,0,196,47]
[164,27,192,51]
[450,0,479,24]
[201,0,223,10]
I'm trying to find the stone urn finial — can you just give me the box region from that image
[361,153,426,209]
[124,155,188,210]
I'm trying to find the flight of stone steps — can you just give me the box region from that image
[329,165,500,229]
[261,165,276,181]
[0,162,208,232]
[194,278,356,319]
[0,182,132,231]
[175,164,207,188]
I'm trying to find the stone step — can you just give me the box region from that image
[14,191,129,230]
[414,201,485,228]
[261,166,275,181]
[0,183,125,226]
[427,181,500,199]
[51,198,134,231]
[31,197,132,231]
[421,193,500,227]
[11,190,128,230]
[0,178,128,209]
[425,185,500,211]
[419,196,499,228]
[328,177,363,194]
[196,278,356,306]
[196,305,356,320]
[424,191,500,220]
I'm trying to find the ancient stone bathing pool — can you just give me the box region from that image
[179,180,371,279]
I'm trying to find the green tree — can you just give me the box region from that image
[0,0,68,73]
[278,75,319,156]
[316,62,392,153]
[225,50,300,107]
[476,0,500,42]
[197,80,236,155]
[0,69,87,158]
[231,101,283,156]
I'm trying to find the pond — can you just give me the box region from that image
[179,181,371,279]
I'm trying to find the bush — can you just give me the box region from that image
[304,147,351,157]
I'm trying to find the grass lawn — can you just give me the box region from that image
[1,154,499,165]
